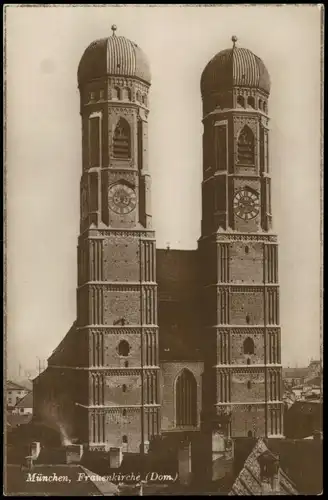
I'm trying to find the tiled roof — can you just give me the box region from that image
[78,34,151,85]
[229,439,298,496]
[7,380,29,391]
[15,391,33,408]
[5,464,118,496]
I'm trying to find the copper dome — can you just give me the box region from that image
[201,43,270,96]
[78,30,151,86]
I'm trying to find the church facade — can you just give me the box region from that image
[33,28,284,453]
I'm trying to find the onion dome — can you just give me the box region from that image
[78,25,151,86]
[201,36,270,96]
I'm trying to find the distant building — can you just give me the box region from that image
[284,400,322,439]
[12,392,33,415]
[6,381,29,410]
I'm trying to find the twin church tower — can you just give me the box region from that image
[34,27,283,452]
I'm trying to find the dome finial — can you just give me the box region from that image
[231,35,238,48]
[111,24,117,36]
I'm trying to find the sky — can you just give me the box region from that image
[5,5,322,378]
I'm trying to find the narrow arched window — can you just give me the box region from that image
[122,435,128,443]
[244,337,255,355]
[121,88,131,101]
[247,430,253,438]
[175,369,197,427]
[237,95,245,108]
[113,118,131,159]
[259,99,263,110]
[247,381,252,390]
[122,384,127,393]
[237,126,255,165]
[112,86,120,100]
[122,409,127,417]
[247,96,255,109]
[118,340,130,357]
[263,101,268,114]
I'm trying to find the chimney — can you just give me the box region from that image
[65,444,83,464]
[30,442,41,460]
[258,450,280,494]
[109,447,123,469]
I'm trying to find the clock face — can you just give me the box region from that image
[108,184,136,215]
[233,189,260,221]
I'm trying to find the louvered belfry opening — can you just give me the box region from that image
[237,125,255,165]
[176,369,197,427]
[113,118,131,158]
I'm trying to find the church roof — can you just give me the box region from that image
[229,439,298,496]
[201,38,270,96]
[78,26,151,86]
[231,437,322,495]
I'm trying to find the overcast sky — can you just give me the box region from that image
[6,5,322,378]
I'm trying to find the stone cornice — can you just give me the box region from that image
[205,284,279,290]
[77,403,160,411]
[214,364,282,371]
[215,401,283,406]
[205,325,281,330]
[77,326,158,333]
[49,365,160,373]
[79,227,156,239]
[77,281,157,291]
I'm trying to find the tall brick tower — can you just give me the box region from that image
[76,26,160,452]
[199,37,283,438]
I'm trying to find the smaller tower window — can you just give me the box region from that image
[246,315,250,325]
[248,430,253,438]
[112,86,121,100]
[122,384,127,393]
[118,340,130,357]
[247,96,255,109]
[247,358,251,365]
[122,409,127,417]
[99,89,104,100]
[247,381,252,390]
[124,360,129,368]
[244,337,254,354]
[237,126,255,165]
[113,118,131,159]
[263,101,268,114]
[245,246,249,254]
[237,95,245,108]
[90,91,95,101]
[122,435,128,443]
[259,99,263,110]
[136,91,141,102]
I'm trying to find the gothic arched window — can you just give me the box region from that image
[113,118,131,159]
[237,126,255,165]
[175,369,197,427]
[244,337,255,355]
[112,86,120,100]
[118,340,130,357]
[247,96,255,109]
[237,95,245,108]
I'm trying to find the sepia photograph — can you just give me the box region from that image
[4,4,323,496]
